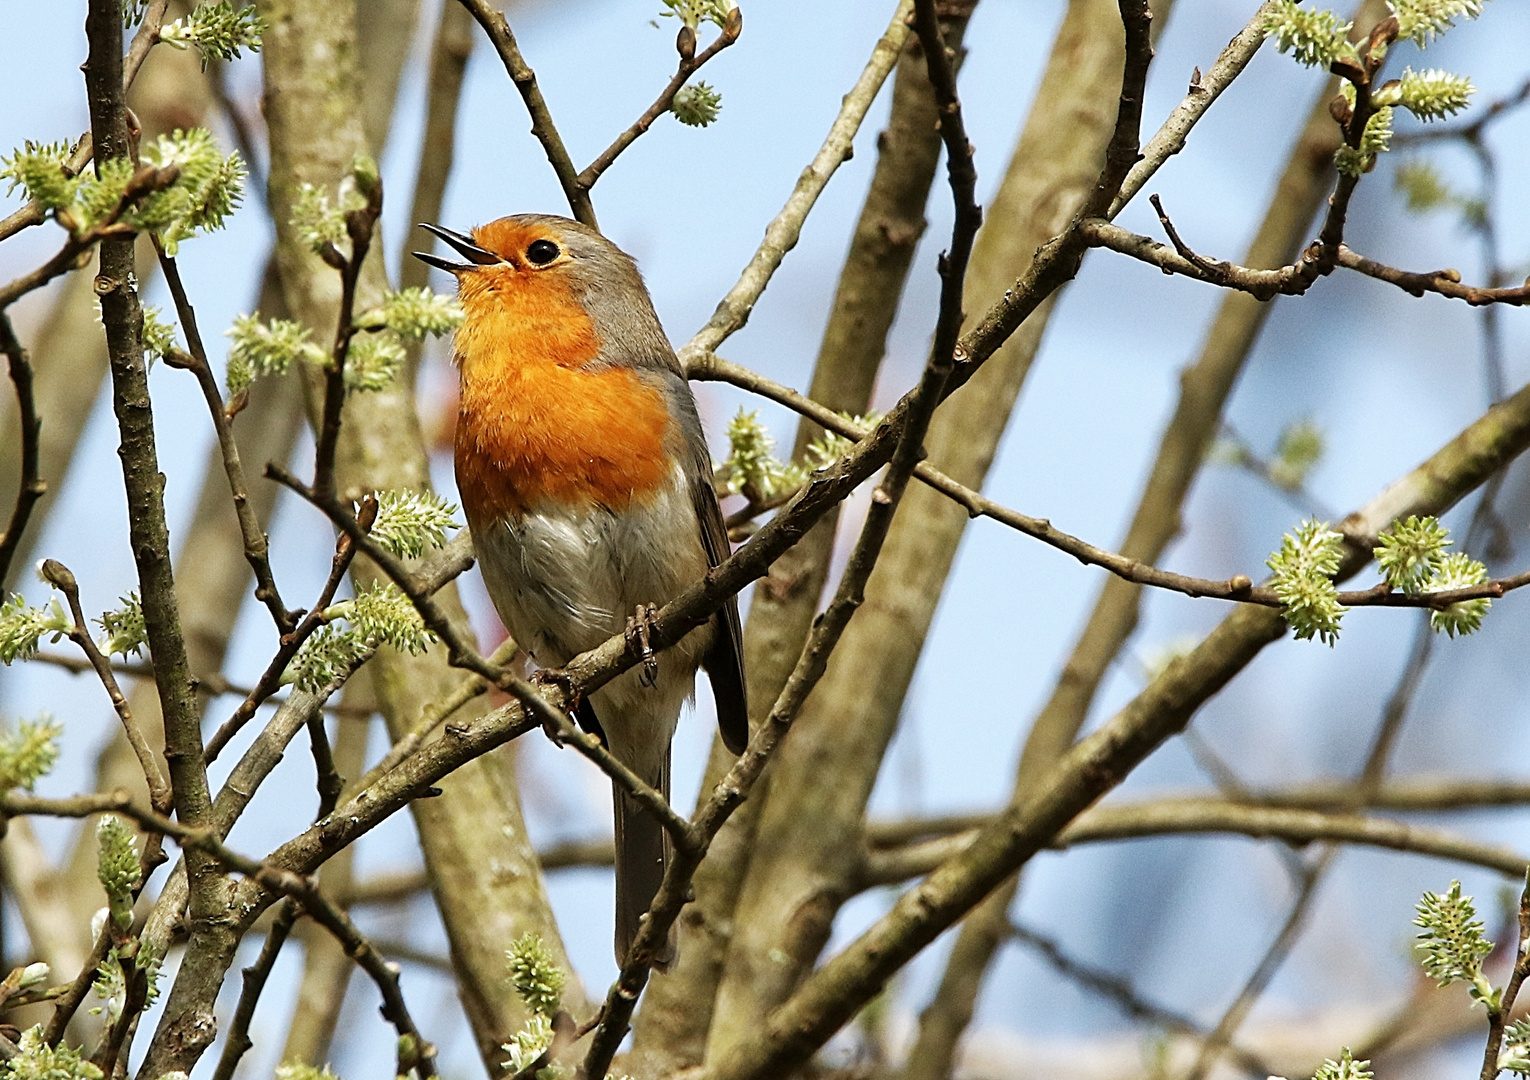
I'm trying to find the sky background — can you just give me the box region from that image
[3,0,1530,1076]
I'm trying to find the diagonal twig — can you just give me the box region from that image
[576,9,743,191]
[157,245,298,634]
[454,0,595,227]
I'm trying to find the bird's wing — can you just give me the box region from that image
[689,449,749,755]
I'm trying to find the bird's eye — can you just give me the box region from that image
[526,239,561,266]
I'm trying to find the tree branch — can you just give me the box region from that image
[696,369,1530,1080]
[201,496,376,763]
[576,9,743,191]
[0,314,44,587]
[37,559,172,816]
[453,0,595,227]
[679,0,914,362]
[157,247,298,634]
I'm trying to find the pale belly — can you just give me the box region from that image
[468,462,712,769]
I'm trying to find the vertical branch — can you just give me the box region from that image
[84,3,232,1072]
[84,0,216,868]
[312,185,382,503]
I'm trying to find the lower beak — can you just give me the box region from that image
[411,249,473,274]
[412,222,500,274]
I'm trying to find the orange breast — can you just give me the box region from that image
[452,261,672,522]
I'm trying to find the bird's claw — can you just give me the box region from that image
[625,603,660,688]
[528,668,578,746]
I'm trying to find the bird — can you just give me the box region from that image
[412,214,748,968]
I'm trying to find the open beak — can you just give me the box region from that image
[410,222,500,274]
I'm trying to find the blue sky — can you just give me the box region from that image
[3,1,1530,1075]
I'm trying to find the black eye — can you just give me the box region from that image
[526,239,560,265]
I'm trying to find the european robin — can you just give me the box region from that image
[412,214,748,967]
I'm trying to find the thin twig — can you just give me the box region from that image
[576,10,743,191]
[679,0,913,363]
[351,637,517,792]
[1183,847,1336,1080]
[1079,0,1153,219]
[307,714,344,820]
[27,648,376,716]
[312,180,383,502]
[0,314,45,587]
[454,0,595,227]
[1335,245,1530,306]
[122,0,171,88]
[202,497,377,763]
[157,246,297,634]
[36,559,173,816]
[209,900,299,1080]
[1108,0,1284,216]
[690,354,1530,612]
[1007,921,1275,1076]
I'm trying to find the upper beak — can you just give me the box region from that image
[410,223,500,274]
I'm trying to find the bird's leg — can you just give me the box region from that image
[625,603,661,687]
[527,667,609,747]
[527,668,578,746]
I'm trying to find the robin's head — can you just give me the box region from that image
[412,214,653,312]
[412,214,674,378]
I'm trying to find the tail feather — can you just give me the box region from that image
[613,748,676,969]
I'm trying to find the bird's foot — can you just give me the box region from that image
[528,668,578,746]
[527,668,608,748]
[625,603,661,688]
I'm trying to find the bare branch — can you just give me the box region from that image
[157,247,298,634]
[1007,920,1276,1076]
[37,559,172,815]
[0,315,44,586]
[202,496,377,763]
[1109,0,1285,216]
[576,9,743,191]
[695,369,1530,1080]
[679,0,914,362]
[210,901,300,1080]
[453,0,595,227]
[312,181,383,503]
